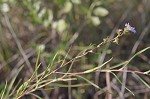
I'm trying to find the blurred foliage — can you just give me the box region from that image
[0,0,150,98]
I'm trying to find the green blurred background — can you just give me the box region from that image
[0,0,150,98]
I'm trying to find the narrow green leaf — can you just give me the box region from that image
[83,57,113,73]
[144,70,150,74]
[108,61,128,70]
[121,46,150,69]
[29,93,43,99]
[77,75,101,89]
[35,49,42,88]
[133,74,150,89]
[111,72,135,96]
[49,83,89,88]
[5,65,24,99]
[0,81,7,99]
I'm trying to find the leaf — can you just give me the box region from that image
[52,19,67,33]
[38,8,46,18]
[93,7,109,17]
[71,0,81,4]
[111,72,135,96]
[121,46,150,69]
[90,16,101,26]
[133,74,150,89]
[43,9,53,27]
[64,2,72,13]
[33,1,41,11]
[29,93,43,99]
[5,66,24,98]
[49,83,89,87]
[113,37,119,45]
[57,19,67,33]
[0,81,7,99]
[83,57,113,73]
[77,75,101,90]
[1,3,10,13]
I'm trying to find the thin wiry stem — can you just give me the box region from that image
[121,22,150,95]
[16,32,123,98]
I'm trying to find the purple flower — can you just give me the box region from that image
[125,23,136,33]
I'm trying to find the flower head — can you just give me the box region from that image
[125,23,136,33]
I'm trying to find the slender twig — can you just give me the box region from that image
[16,30,123,98]
[95,7,131,87]
[17,67,149,98]
[28,33,122,83]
